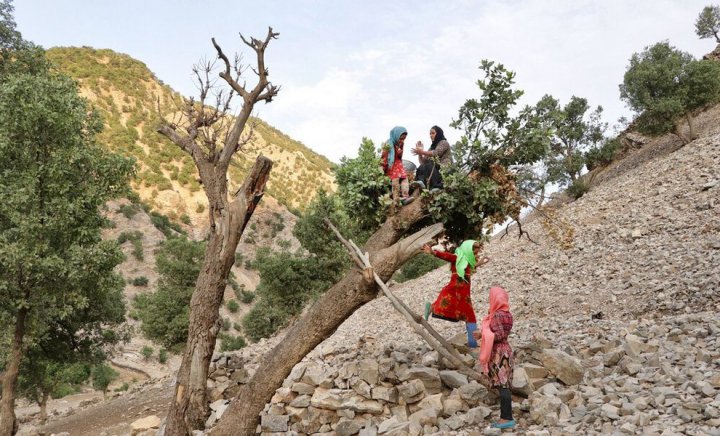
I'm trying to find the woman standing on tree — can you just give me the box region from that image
[421,240,489,348]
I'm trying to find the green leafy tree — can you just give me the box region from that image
[0,0,48,79]
[0,61,133,436]
[432,60,552,241]
[17,360,90,424]
[619,41,720,144]
[696,4,720,43]
[134,237,205,350]
[91,364,119,399]
[534,95,606,188]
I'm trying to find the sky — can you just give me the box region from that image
[14,0,717,165]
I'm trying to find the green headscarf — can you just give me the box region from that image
[454,240,477,281]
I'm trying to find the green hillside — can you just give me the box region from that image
[46,47,335,217]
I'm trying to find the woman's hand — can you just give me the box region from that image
[477,256,490,267]
[421,244,432,254]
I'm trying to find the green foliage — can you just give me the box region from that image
[134,237,205,349]
[428,60,554,242]
[534,95,606,187]
[158,349,168,364]
[619,41,720,138]
[334,138,390,233]
[0,42,134,417]
[149,211,186,238]
[218,333,247,352]
[141,346,153,361]
[114,382,129,392]
[566,179,590,200]
[585,137,621,171]
[242,246,342,342]
[117,230,143,260]
[226,299,239,313]
[118,203,140,219]
[91,364,118,395]
[131,276,149,286]
[395,253,446,283]
[239,289,255,304]
[696,4,720,43]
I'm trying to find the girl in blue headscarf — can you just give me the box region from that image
[380,126,412,210]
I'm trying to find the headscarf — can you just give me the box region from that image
[479,286,510,373]
[385,126,407,170]
[454,240,477,282]
[429,125,446,151]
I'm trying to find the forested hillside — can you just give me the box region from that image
[46,47,335,223]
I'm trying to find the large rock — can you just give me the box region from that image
[540,349,585,385]
[131,415,161,435]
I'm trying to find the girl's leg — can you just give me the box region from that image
[465,322,478,348]
[499,387,513,421]
[400,178,409,198]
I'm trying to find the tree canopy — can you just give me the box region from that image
[619,41,720,143]
[696,4,720,43]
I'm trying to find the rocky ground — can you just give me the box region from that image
[26,107,720,435]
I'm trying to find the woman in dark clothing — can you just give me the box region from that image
[412,125,452,190]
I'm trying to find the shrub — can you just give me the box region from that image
[141,346,154,361]
[131,276,149,286]
[585,138,621,171]
[218,334,247,352]
[239,290,255,304]
[117,231,144,261]
[226,300,239,313]
[395,253,446,283]
[158,349,168,364]
[180,214,191,225]
[118,203,140,219]
[567,179,590,199]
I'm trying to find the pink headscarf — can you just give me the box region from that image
[479,286,510,373]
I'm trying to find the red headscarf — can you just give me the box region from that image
[479,286,510,373]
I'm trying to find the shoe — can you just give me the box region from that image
[410,180,425,190]
[429,188,442,195]
[401,196,415,206]
[491,420,516,429]
[424,302,431,321]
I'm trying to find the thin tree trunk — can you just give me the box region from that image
[211,201,437,436]
[39,393,49,425]
[674,122,691,145]
[164,157,272,436]
[686,114,697,141]
[0,307,28,436]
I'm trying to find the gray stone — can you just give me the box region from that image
[540,349,585,385]
[397,379,426,403]
[439,370,468,389]
[261,414,290,432]
[405,366,442,393]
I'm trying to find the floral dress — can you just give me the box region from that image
[487,310,514,388]
[429,250,477,323]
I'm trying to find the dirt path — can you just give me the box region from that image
[37,381,173,436]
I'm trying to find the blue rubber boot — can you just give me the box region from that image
[466,322,478,348]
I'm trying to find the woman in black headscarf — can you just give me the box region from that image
[412,125,452,190]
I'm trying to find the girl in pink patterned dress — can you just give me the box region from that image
[473,286,515,429]
[380,126,411,210]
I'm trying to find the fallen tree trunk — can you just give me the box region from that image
[210,200,437,435]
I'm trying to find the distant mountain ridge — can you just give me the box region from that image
[46,46,335,227]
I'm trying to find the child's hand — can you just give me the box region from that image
[421,244,432,254]
[472,330,482,340]
[478,256,490,266]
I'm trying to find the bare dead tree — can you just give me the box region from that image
[157,28,279,436]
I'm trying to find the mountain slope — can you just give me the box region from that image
[46,47,335,226]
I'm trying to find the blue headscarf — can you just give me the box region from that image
[385,126,407,170]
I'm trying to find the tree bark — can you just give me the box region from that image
[686,114,697,141]
[39,393,49,425]
[210,199,435,436]
[674,122,691,145]
[164,157,272,436]
[0,307,27,436]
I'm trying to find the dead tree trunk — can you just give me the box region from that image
[159,28,279,436]
[211,199,434,436]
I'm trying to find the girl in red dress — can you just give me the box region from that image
[421,240,489,348]
[380,126,411,210]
